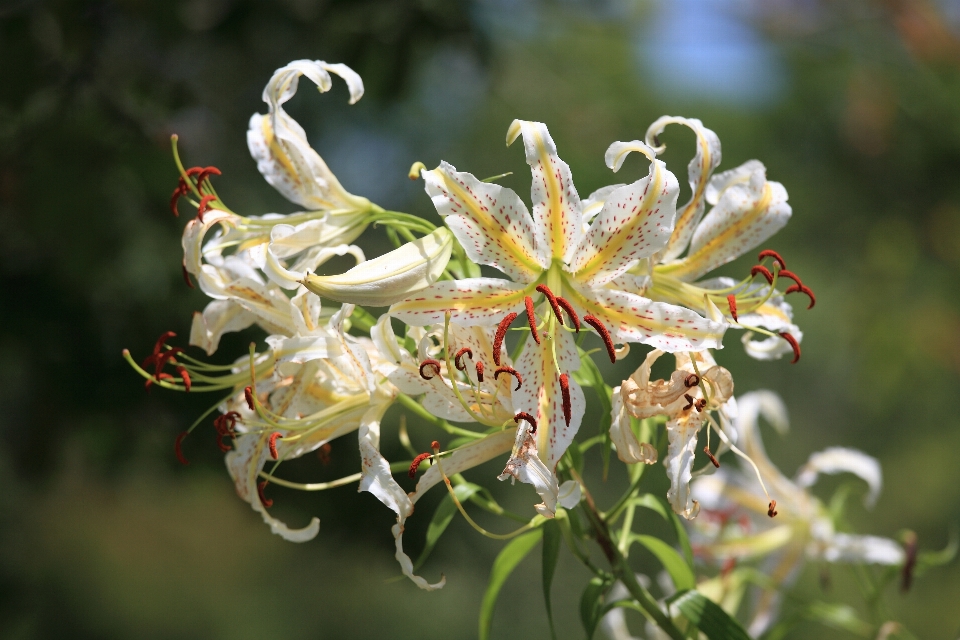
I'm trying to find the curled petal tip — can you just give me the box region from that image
[506,119,522,146]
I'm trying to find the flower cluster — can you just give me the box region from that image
[127,59,937,637]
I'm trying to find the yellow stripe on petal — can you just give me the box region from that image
[659,163,791,282]
[645,116,723,263]
[570,142,679,287]
[507,120,583,263]
[512,323,585,469]
[423,162,548,283]
[390,278,529,327]
[568,284,726,352]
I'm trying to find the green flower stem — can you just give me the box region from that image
[573,469,685,640]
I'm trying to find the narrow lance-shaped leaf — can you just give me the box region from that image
[668,590,751,640]
[580,576,610,640]
[479,529,543,640]
[634,534,696,592]
[542,519,562,640]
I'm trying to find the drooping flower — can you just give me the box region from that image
[599,117,810,362]
[391,120,727,515]
[179,60,378,294]
[689,391,903,634]
[617,349,736,519]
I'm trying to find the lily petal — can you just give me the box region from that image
[423,161,548,283]
[390,277,528,326]
[645,117,723,262]
[610,387,658,465]
[394,430,515,591]
[225,432,320,542]
[571,285,726,352]
[302,227,453,306]
[820,533,905,565]
[189,300,256,356]
[247,60,370,212]
[506,120,583,263]
[661,162,791,282]
[795,447,883,509]
[512,322,585,469]
[570,143,679,287]
[665,411,707,519]
[498,426,563,517]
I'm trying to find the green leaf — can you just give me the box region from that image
[580,576,609,640]
[668,590,751,640]
[413,483,480,571]
[479,529,543,640]
[634,534,696,592]
[542,520,562,640]
[626,494,695,569]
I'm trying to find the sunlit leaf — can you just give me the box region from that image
[479,529,543,640]
[634,534,696,592]
[542,519,562,640]
[668,590,751,640]
[580,576,610,640]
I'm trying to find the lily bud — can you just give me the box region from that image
[301,227,453,306]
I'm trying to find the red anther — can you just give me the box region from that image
[758,249,786,269]
[535,285,564,325]
[475,361,484,382]
[726,294,738,322]
[555,297,580,332]
[777,270,803,287]
[194,166,222,185]
[409,452,432,478]
[779,332,801,364]
[244,386,255,410]
[174,431,190,465]
[684,374,700,388]
[785,283,816,309]
[704,446,720,468]
[257,480,273,508]
[494,366,523,391]
[583,315,616,364]
[182,263,195,289]
[175,366,192,392]
[767,500,778,518]
[431,440,440,451]
[695,398,706,412]
[196,194,217,222]
[901,532,918,593]
[419,359,442,380]
[454,347,473,371]
[268,432,282,460]
[317,443,332,466]
[721,557,736,577]
[683,394,695,411]
[514,411,538,435]
[184,167,204,178]
[750,265,774,284]
[493,313,518,366]
[524,296,540,345]
[559,373,572,427]
[170,182,187,217]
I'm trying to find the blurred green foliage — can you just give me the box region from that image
[1,0,959,638]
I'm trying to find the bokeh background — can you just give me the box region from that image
[2,0,960,638]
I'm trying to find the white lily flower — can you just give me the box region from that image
[597,117,808,362]
[689,391,904,635]
[180,60,377,296]
[391,120,726,515]
[619,349,735,519]
[301,227,453,306]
